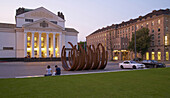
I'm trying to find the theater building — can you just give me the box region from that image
[86,9,170,61]
[0,7,78,58]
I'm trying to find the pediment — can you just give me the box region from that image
[17,7,64,21]
[23,18,63,30]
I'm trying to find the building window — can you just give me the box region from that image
[51,21,57,24]
[151,21,154,26]
[158,33,160,38]
[146,23,149,27]
[158,19,160,24]
[27,36,31,41]
[158,40,160,45]
[151,34,154,40]
[141,24,143,28]
[136,25,138,29]
[158,27,160,32]
[151,41,154,46]
[146,52,149,60]
[165,36,168,45]
[132,26,134,30]
[157,52,161,61]
[152,52,155,60]
[25,19,33,22]
[152,29,154,33]
[166,52,169,61]
[3,47,14,50]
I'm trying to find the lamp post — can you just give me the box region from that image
[134,24,137,60]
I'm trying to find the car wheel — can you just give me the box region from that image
[133,66,136,69]
[120,65,124,69]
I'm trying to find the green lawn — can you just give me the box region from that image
[0,68,170,98]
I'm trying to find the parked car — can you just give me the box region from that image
[119,60,145,69]
[142,60,166,68]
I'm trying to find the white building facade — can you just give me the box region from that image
[0,7,79,58]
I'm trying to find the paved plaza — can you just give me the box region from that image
[0,61,170,78]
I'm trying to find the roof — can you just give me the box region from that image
[65,28,79,33]
[0,23,16,28]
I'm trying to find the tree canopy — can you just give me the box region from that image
[128,27,151,58]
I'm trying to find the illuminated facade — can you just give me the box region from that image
[0,7,78,58]
[86,9,170,61]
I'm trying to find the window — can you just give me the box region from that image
[27,36,31,41]
[51,21,57,24]
[166,52,169,61]
[141,24,143,28]
[157,52,161,60]
[151,34,154,40]
[146,23,149,27]
[158,40,160,45]
[3,47,13,50]
[132,26,134,30]
[158,27,160,32]
[158,33,160,38]
[151,21,154,26]
[34,37,37,41]
[165,36,168,45]
[158,19,160,24]
[151,41,154,46]
[152,29,154,33]
[41,37,44,41]
[136,25,138,29]
[152,52,155,60]
[146,52,149,60]
[25,19,33,22]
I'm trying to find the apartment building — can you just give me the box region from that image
[86,9,170,61]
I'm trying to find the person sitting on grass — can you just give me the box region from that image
[55,65,61,75]
[44,65,52,76]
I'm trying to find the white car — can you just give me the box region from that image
[119,61,145,69]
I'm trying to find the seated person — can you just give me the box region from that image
[44,65,52,76]
[55,65,61,75]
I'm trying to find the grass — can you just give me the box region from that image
[0,68,170,98]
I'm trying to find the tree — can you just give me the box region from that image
[128,28,151,59]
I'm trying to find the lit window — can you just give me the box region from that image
[34,37,37,41]
[136,25,138,29]
[41,37,44,41]
[151,21,154,26]
[158,19,160,24]
[146,52,149,60]
[146,23,149,27]
[27,36,30,41]
[27,43,30,47]
[166,52,169,61]
[152,52,155,60]
[157,52,161,61]
[34,43,37,47]
[165,36,168,45]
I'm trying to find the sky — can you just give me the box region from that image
[0,0,169,42]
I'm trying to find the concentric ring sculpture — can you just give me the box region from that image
[61,42,108,71]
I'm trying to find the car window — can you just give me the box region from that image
[142,60,147,63]
[124,61,129,64]
[152,60,158,63]
[148,60,151,63]
[130,61,136,63]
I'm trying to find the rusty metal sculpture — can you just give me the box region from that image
[61,42,108,71]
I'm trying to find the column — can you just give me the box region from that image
[24,32,27,57]
[59,33,62,57]
[46,33,49,57]
[31,32,35,57]
[53,33,56,57]
[39,33,42,58]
